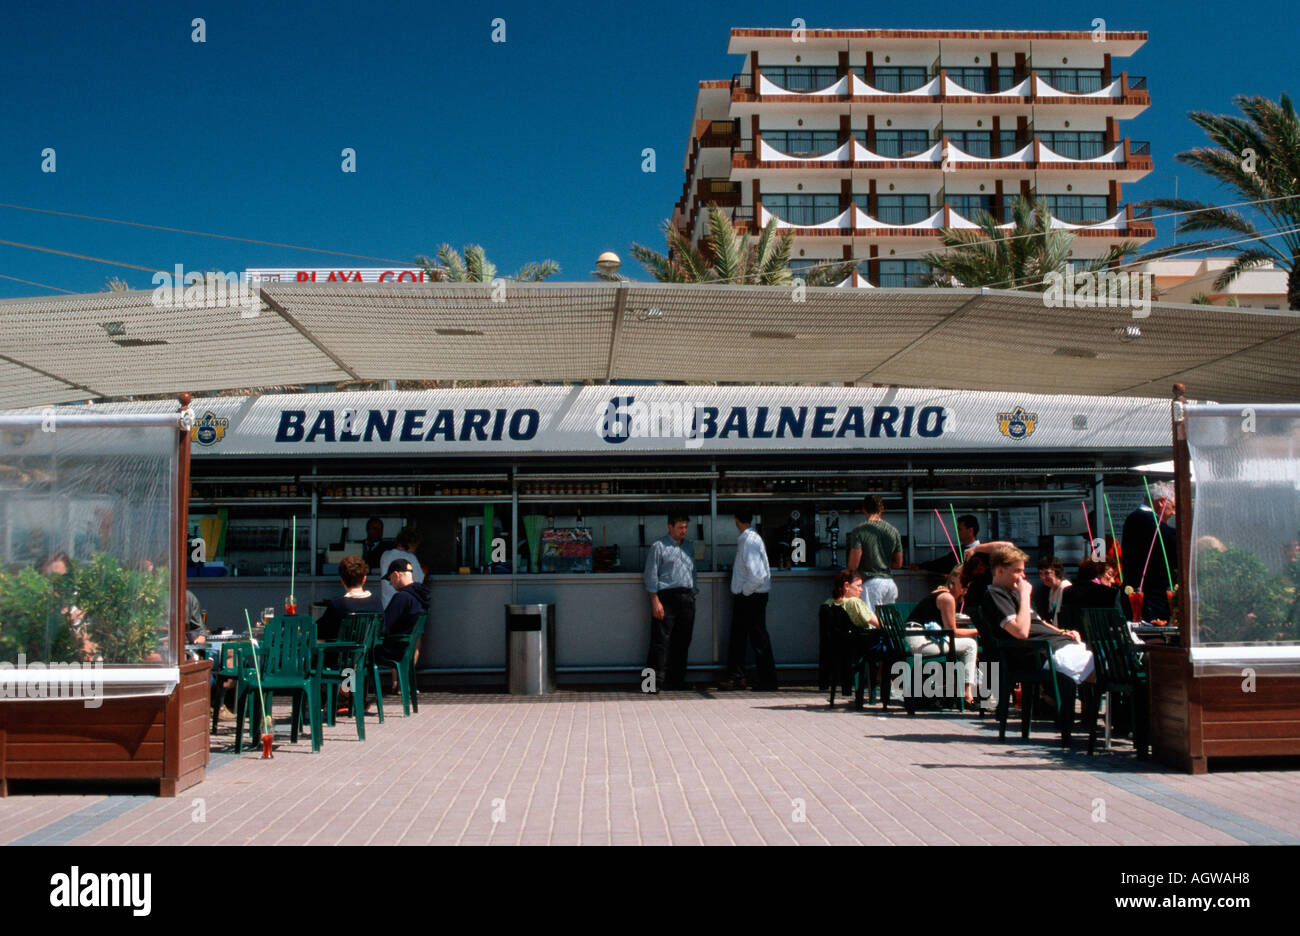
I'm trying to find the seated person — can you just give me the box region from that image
[1062,557,1121,612]
[981,546,1094,687]
[380,558,430,661]
[317,554,384,642]
[824,569,879,631]
[959,551,993,611]
[905,566,979,705]
[1037,556,1072,625]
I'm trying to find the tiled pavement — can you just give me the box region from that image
[3,688,1298,846]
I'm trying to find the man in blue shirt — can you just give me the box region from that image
[722,509,775,690]
[643,514,697,691]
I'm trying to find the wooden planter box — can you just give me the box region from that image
[0,659,211,796]
[1147,645,1300,773]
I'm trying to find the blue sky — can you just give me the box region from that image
[0,0,1296,298]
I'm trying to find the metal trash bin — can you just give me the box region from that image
[506,603,556,694]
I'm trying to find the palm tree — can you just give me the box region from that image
[920,197,1139,290]
[416,244,559,282]
[1138,94,1300,309]
[632,203,857,285]
[104,277,130,291]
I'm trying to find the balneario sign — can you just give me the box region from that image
[175,386,1170,456]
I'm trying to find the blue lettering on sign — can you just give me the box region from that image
[400,410,426,442]
[870,406,900,438]
[719,407,749,438]
[752,406,774,438]
[836,407,865,438]
[692,407,719,439]
[305,411,336,443]
[364,410,395,442]
[509,410,538,440]
[917,406,945,437]
[602,396,634,444]
[810,406,836,438]
[276,410,306,442]
[776,407,805,438]
[460,409,491,441]
[425,409,455,442]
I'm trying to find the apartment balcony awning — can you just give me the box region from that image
[1,283,1297,408]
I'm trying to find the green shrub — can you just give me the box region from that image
[0,567,79,663]
[1196,545,1294,643]
[77,553,168,663]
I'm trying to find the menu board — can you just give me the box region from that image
[540,528,593,573]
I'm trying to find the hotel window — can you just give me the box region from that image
[948,194,996,220]
[947,67,991,93]
[946,130,992,158]
[763,130,841,157]
[999,130,1021,155]
[873,66,928,92]
[874,129,930,157]
[1044,194,1109,223]
[996,67,1019,90]
[876,259,932,287]
[763,65,840,93]
[1038,68,1104,93]
[875,194,932,225]
[764,193,841,225]
[1038,131,1107,159]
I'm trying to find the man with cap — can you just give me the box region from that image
[380,557,430,665]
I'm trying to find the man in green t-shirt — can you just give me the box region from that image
[846,494,903,611]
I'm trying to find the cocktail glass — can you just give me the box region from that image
[1128,590,1144,623]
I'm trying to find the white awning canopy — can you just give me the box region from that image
[0,282,1296,407]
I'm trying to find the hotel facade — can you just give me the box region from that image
[672,28,1155,286]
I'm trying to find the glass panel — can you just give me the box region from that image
[948,131,991,157]
[878,260,931,287]
[1186,409,1300,670]
[0,417,177,671]
[765,194,840,225]
[875,66,927,92]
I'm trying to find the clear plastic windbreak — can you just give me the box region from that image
[0,415,178,675]
[1186,407,1300,670]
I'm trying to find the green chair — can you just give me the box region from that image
[875,604,918,714]
[210,639,252,734]
[235,615,321,754]
[1073,607,1148,758]
[889,603,966,712]
[821,603,876,709]
[376,613,425,717]
[318,612,383,740]
[971,607,1068,744]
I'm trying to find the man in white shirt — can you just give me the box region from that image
[379,526,425,608]
[722,509,776,690]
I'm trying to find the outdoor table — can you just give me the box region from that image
[1131,624,1179,645]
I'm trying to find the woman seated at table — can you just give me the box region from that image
[905,566,980,706]
[317,554,384,641]
[824,569,880,630]
[1062,558,1121,612]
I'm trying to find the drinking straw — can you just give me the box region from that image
[948,504,962,556]
[1142,477,1174,590]
[934,508,960,563]
[1081,501,1095,558]
[245,609,271,736]
[1138,498,1169,593]
[289,515,296,602]
[1102,493,1123,584]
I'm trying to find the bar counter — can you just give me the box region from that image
[191,570,943,681]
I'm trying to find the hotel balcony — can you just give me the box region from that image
[730,135,1153,182]
[730,202,1155,240]
[729,70,1149,120]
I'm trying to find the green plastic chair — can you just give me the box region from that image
[210,639,252,734]
[891,603,966,712]
[1073,606,1148,757]
[234,615,321,754]
[376,613,425,717]
[971,606,1068,744]
[875,605,918,715]
[318,612,383,740]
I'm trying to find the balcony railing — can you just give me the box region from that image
[700,120,739,148]
[875,204,936,225]
[731,72,753,91]
[1129,75,1147,91]
[1130,140,1151,157]
[1049,204,1112,224]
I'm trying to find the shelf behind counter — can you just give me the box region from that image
[189,569,942,682]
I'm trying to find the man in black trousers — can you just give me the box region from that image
[643,514,697,691]
[721,509,776,690]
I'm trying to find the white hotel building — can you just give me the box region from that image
[673,27,1155,286]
